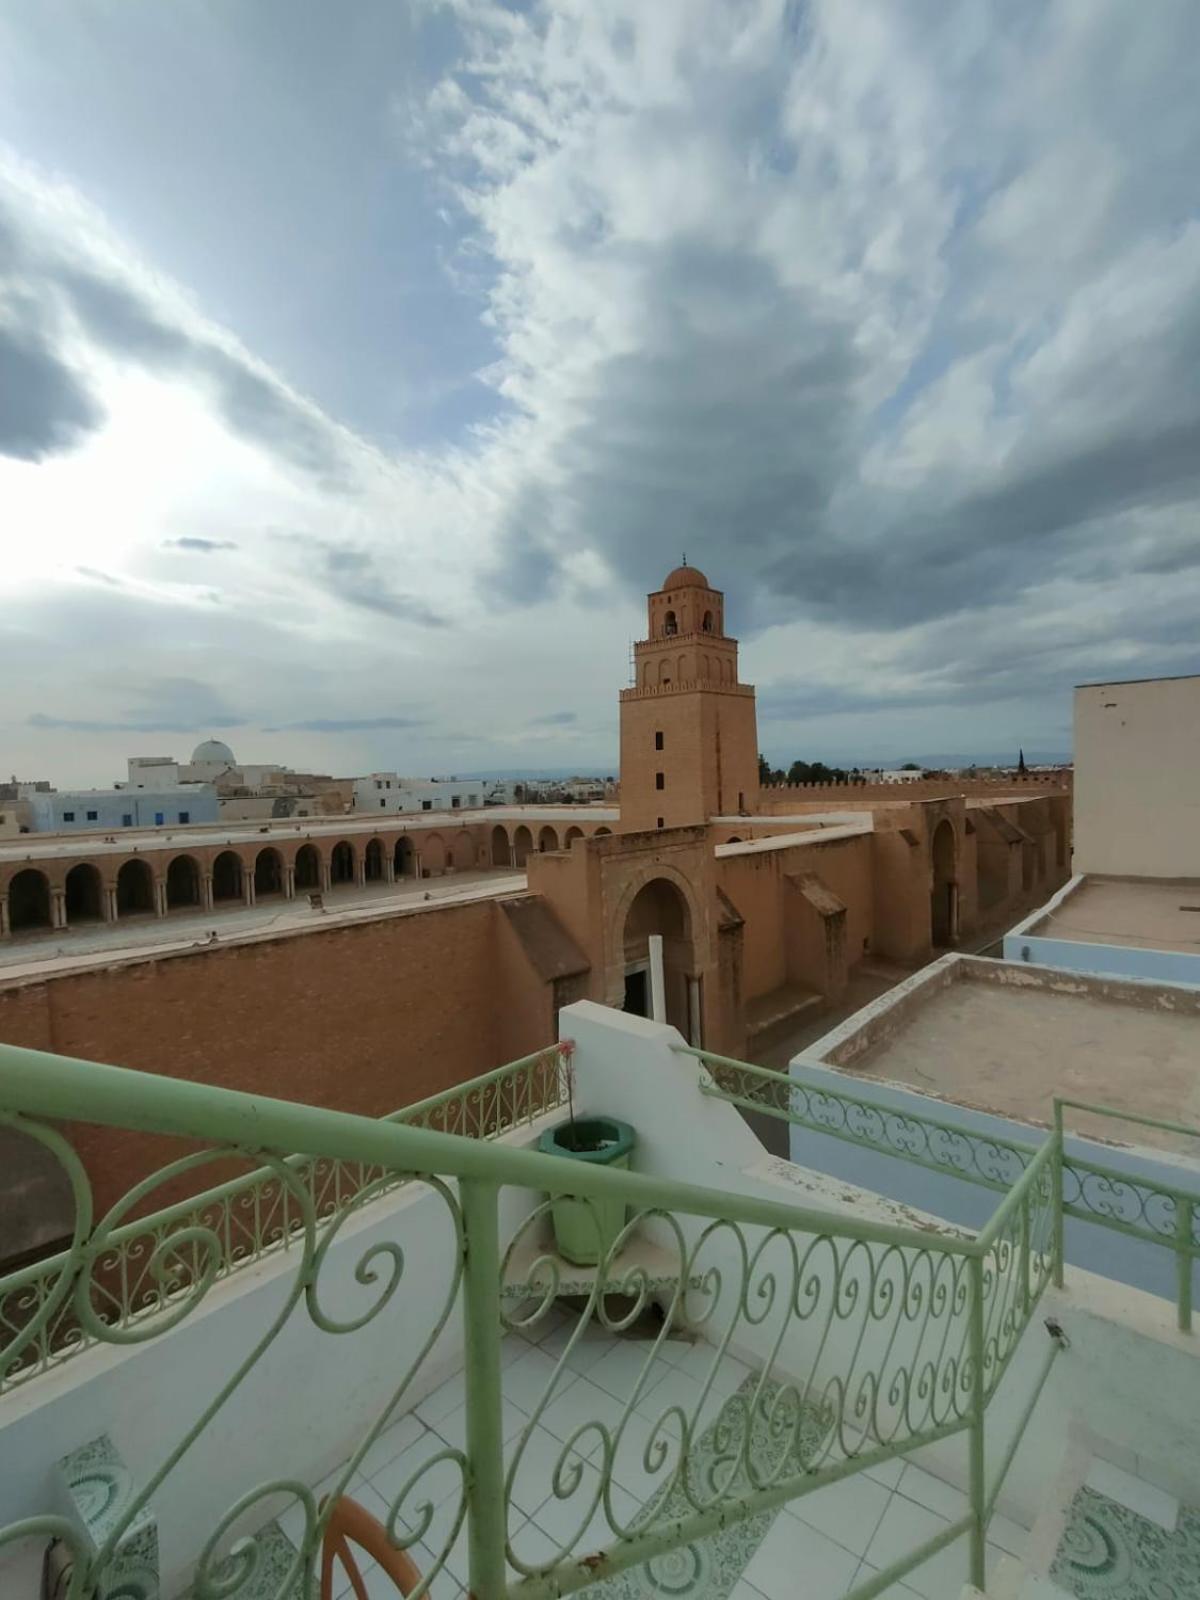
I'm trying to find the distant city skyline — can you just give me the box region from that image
[13,747,1069,796]
[2,1,1195,784]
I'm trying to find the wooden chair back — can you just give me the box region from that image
[319,1494,423,1600]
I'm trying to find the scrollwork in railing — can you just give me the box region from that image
[0,1117,468,1600]
[1060,1157,1194,1250]
[498,1193,979,1582]
[978,1151,1056,1399]
[0,1043,569,1395]
[696,1055,1034,1194]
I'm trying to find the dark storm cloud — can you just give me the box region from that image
[759,607,1200,723]
[0,193,349,478]
[162,537,239,552]
[264,716,428,732]
[512,224,1200,638]
[771,409,1200,632]
[0,317,102,460]
[321,547,448,627]
[492,243,861,608]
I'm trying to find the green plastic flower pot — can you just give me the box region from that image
[537,1116,636,1266]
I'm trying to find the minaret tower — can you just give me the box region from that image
[618,562,759,831]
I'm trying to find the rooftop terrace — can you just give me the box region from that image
[1004,876,1200,990]
[807,955,1200,1153]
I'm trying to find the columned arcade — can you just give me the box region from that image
[0,812,616,940]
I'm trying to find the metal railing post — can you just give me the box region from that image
[1052,1103,1065,1289]
[460,1178,508,1600]
[1018,1191,1031,1316]
[1176,1196,1193,1334]
[967,1252,987,1592]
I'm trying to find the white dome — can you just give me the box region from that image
[191,738,236,765]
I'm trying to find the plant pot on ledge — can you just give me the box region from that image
[537,1116,637,1266]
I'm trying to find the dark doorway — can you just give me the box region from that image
[64,863,103,924]
[166,855,200,910]
[623,969,648,1017]
[295,844,321,890]
[212,851,243,903]
[364,839,384,882]
[622,877,693,1033]
[255,848,283,897]
[394,837,413,879]
[116,859,155,917]
[9,869,51,931]
[330,841,355,885]
[931,819,957,946]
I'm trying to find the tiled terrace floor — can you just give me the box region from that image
[284,1304,1029,1600]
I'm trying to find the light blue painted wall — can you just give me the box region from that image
[28,787,218,832]
[786,1058,1198,1307]
[1001,928,1200,988]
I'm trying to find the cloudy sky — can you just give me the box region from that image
[2,0,1197,787]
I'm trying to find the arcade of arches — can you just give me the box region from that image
[0,815,617,937]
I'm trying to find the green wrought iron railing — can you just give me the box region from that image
[685,1045,1200,1333]
[0,1042,570,1393]
[0,1036,1061,1600]
[1053,1097,1200,1332]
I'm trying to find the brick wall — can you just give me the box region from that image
[0,898,556,1212]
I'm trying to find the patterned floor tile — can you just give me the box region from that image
[1050,1485,1200,1599]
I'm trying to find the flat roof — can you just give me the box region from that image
[1034,877,1200,957]
[809,956,1200,1154]
[715,819,872,858]
[0,806,618,864]
[1075,672,1200,688]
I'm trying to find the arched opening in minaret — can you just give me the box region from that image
[664,610,678,636]
[702,610,713,631]
[621,877,694,1037]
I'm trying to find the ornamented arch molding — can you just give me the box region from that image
[604,859,704,982]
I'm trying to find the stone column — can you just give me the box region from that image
[648,935,667,1023]
[201,873,214,912]
[243,872,256,907]
[0,894,8,938]
[284,864,296,900]
[321,859,332,893]
[383,855,395,885]
[155,879,167,918]
[105,885,118,922]
[51,888,67,930]
[687,976,703,1047]
[414,852,423,882]
[356,855,367,889]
